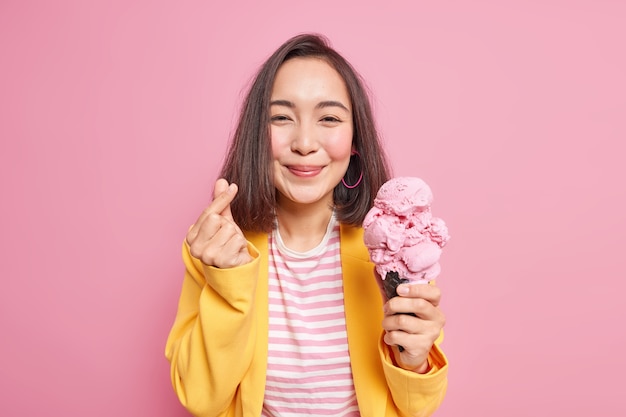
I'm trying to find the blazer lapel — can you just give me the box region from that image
[340,224,388,417]
[241,231,269,417]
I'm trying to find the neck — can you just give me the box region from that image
[275,199,334,252]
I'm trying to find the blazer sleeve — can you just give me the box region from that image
[165,240,261,417]
[379,331,448,417]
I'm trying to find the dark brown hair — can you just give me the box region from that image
[220,33,391,232]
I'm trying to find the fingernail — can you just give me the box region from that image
[397,285,409,295]
[227,184,236,194]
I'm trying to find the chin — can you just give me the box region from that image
[284,188,334,206]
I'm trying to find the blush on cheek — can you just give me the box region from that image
[270,128,287,159]
[324,132,353,160]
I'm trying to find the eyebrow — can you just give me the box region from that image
[270,99,350,112]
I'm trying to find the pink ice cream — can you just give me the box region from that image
[363,177,450,289]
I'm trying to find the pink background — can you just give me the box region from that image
[1,1,625,415]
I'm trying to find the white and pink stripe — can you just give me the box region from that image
[262,217,359,416]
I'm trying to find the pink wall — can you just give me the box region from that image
[1,1,625,415]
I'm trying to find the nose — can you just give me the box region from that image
[291,121,319,155]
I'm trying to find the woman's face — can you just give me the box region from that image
[270,57,353,209]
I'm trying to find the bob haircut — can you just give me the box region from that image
[220,33,391,233]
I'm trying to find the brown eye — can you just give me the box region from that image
[271,115,291,123]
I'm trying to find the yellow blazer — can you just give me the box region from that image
[165,224,448,417]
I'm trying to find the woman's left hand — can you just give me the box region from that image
[381,283,445,373]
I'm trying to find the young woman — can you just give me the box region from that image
[165,33,448,417]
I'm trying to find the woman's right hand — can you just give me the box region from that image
[186,178,253,268]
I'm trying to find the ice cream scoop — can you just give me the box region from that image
[363,177,450,300]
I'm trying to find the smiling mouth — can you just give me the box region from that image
[286,165,324,177]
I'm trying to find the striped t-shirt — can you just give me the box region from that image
[262,215,359,416]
